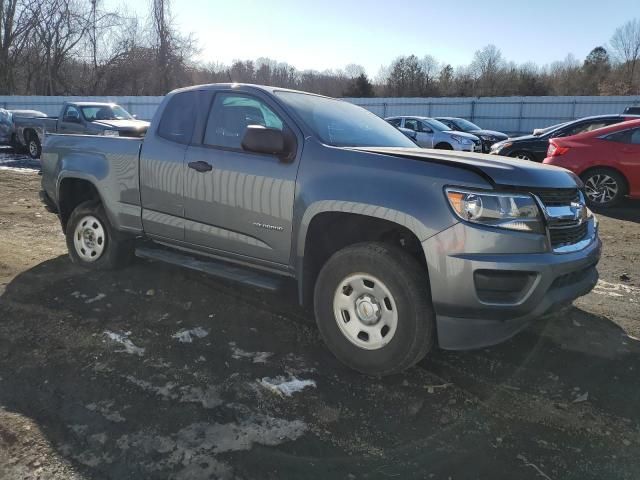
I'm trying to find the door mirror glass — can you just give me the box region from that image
[242,125,287,157]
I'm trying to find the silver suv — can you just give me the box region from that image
[386,116,481,152]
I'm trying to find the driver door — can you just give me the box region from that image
[404,118,433,148]
[59,105,84,134]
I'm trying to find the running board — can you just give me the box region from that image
[135,246,285,291]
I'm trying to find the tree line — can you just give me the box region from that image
[1,0,639,98]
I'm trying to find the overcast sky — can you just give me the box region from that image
[111,0,637,75]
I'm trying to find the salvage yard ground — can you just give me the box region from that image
[0,150,639,479]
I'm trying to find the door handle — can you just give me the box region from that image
[188,160,213,173]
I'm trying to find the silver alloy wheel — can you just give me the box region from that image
[584,174,618,204]
[333,273,398,350]
[73,215,106,262]
[29,139,38,157]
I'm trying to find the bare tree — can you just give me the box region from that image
[0,0,38,93]
[610,19,640,93]
[470,44,504,95]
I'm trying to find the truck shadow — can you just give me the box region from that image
[1,255,639,479]
[593,198,640,223]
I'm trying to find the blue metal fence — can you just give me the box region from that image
[2,94,640,135]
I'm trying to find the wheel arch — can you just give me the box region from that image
[296,207,430,308]
[57,176,105,231]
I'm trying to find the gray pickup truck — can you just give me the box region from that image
[15,101,149,159]
[40,84,601,375]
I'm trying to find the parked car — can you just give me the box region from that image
[14,102,150,159]
[0,109,13,146]
[490,115,640,162]
[434,117,508,152]
[40,84,600,376]
[544,119,640,207]
[386,116,481,151]
[623,106,640,115]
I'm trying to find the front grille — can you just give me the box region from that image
[530,188,580,206]
[549,222,588,248]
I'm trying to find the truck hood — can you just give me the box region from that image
[356,147,579,189]
[92,119,150,131]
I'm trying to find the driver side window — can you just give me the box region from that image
[204,93,284,150]
[404,119,419,131]
[63,105,80,122]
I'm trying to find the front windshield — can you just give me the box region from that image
[453,118,481,131]
[423,118,452,132]
[275,92,415,148]
[81,105,133,122]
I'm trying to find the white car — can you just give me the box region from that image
[386,116,482,152]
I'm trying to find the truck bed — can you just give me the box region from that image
[41,134,143,234]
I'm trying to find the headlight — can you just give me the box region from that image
[103,130,119,137]
[480,135,496,141]
[492,141,512,152]
[445,188,544,234]
[451,134,472,144]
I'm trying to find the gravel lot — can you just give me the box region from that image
[1,152,639,479]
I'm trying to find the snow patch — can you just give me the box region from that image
[229,342,272,363]
[593,280,640,299]
[124,376,222,408]
[104,331,145,356]
[172,327,209,343]
[259,376,316,397]
[85,293,106,304]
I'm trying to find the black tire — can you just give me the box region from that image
[314,242,435,376]
[580,168,627,208]
[435,142,453,150]
[26,132,41,159]
[66,200,134,270]
[510,151,535,162]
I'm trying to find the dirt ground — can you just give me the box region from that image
[1,157,639,479]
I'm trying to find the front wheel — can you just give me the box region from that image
[314,242,435,376]
[581,168,627,208]
[66,200,134,270]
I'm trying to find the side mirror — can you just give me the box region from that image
[242,125,286,157]
[422,127,433,133]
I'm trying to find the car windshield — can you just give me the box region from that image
[424,118,452,132]
[275,91,415,148]
[81,105,133,121]
[452,118,481,131]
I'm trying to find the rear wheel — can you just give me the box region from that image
[66,200,134,270]
[26,132,41,159]
[314,242,435,376]
[581,168,627,208]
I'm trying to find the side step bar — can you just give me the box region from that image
[135,246,286,291]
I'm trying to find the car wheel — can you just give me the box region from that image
[314,242,435,376]
[581,168,627,208]
[511,151,535,162]
[66,200,134,270]
[26,133,41,159]
[435,142,453,150]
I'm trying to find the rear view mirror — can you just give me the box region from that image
[242,125,286,157]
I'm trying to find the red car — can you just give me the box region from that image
[544,119,640,207]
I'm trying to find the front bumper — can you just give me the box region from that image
[39,189,58,213]
[423,221,601,350]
